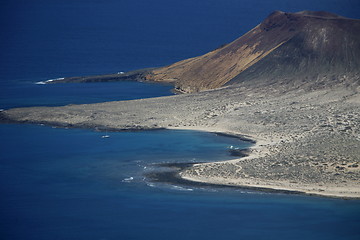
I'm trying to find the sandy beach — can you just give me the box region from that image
[2,11,358,199]
[1,78,359,198]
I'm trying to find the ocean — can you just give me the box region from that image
[1,0,360,239]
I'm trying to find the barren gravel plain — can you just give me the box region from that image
[1,78,359,198]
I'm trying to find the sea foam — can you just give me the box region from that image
[35,77,65,85]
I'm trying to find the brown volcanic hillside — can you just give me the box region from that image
[145,11,360,93]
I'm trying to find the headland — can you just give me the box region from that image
[1,11,359,198]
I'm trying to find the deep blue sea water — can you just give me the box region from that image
[0,80,173,109]
[1,124,360,240]
[1,0,360,239]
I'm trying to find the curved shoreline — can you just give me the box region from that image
[165,126,360,199]
[1,84,359,199]
[146,162,307,196]
[1,117,359,199]
[146,162,360,200]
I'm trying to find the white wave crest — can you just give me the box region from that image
[171,185,194,191]
[35,77,64,85]
[35,81,46,85]
[122,177,134,182]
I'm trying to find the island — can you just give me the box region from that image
[1,11,359,198]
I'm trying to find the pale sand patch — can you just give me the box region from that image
[169,126,360,199]
[1,83,359,198]
[180,173,360,199]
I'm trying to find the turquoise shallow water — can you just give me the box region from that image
[1,124,360,240]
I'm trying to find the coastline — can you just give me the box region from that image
[145,162,306,196]
[1,84,359,199]
[167,126,360,199]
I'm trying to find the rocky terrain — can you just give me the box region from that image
[146,11,360,93]
[1,11,359,198]
[1,78,359,197]
[53,11,360,93]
